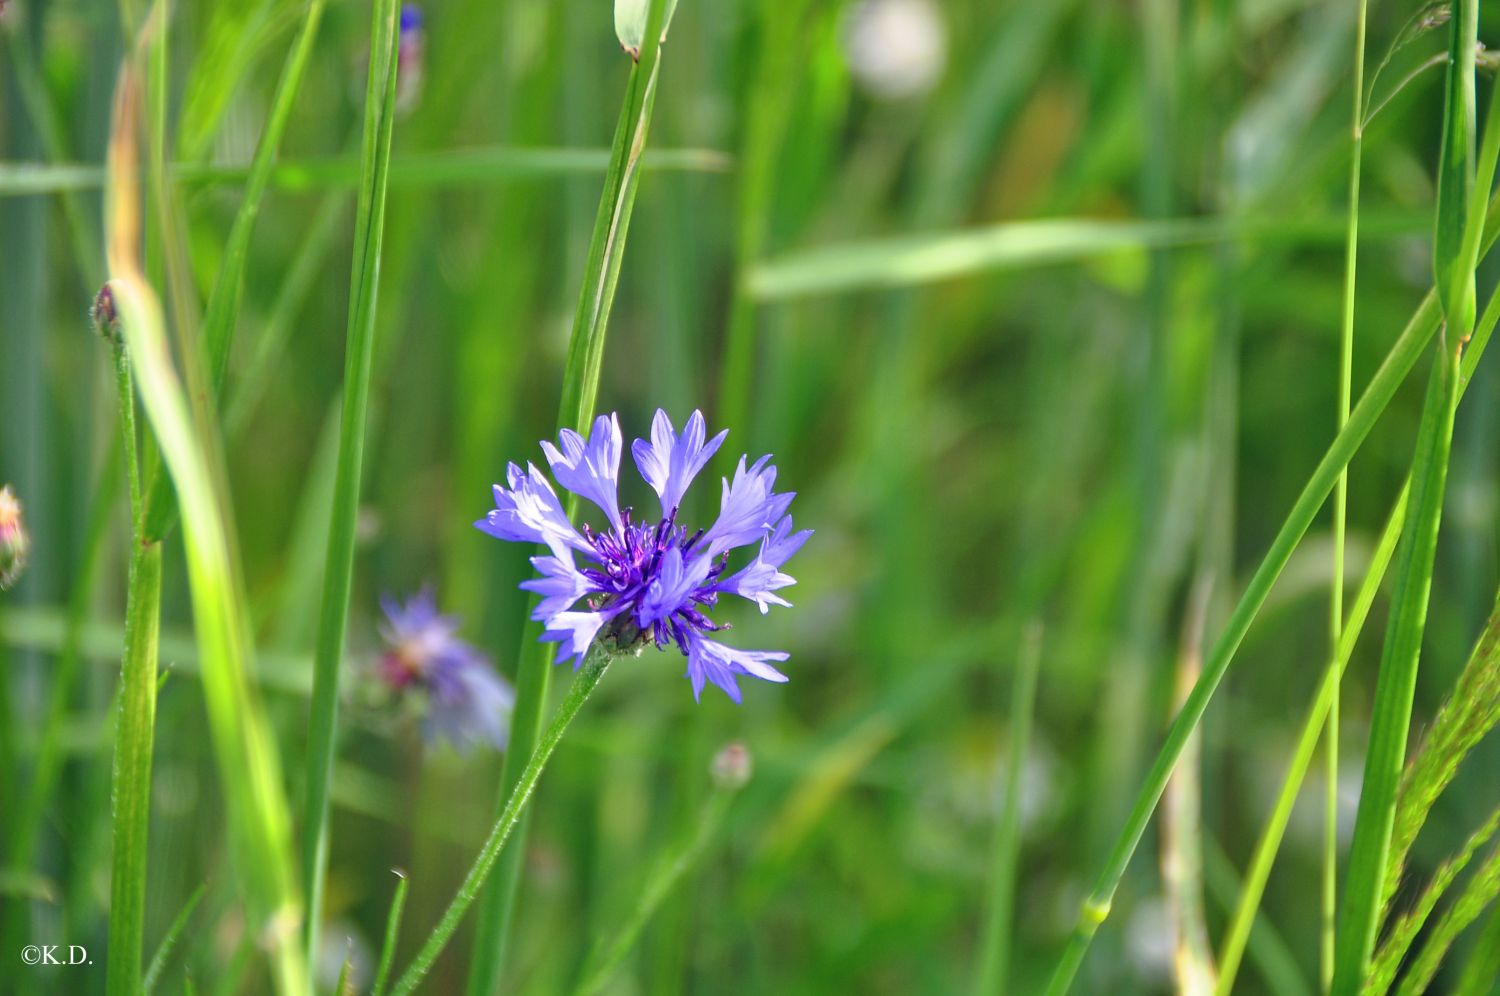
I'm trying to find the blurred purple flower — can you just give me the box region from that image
[378,589,513,751]
[477,409,810,703]
[396,4,425,114]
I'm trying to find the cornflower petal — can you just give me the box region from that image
[759,516,813,568]
[631,409,728,516]
[719,560,795,614]
[541,609,613,668]
[520,552,600,621]
[541,414,624,533]
[475,461,589,556]
[685,633,791,703]
[480,410,806,702]
[638,547,714,629]
[700,455,794,557]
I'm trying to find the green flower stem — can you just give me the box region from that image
[1044,287,1441,996]
[106,338,163,996]
[466,2,670,991]
[390,649,613,996]
[300,0,401,967]
[1326,1,1369,983]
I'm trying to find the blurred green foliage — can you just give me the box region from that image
[3,0,1500,993]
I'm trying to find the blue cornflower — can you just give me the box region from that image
[378,589,514,752]
[476,409,810,703]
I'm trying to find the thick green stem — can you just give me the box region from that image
[391,649,613,996]
[106,341,163,996]
[300,0,400,966]
[465,3,671,991]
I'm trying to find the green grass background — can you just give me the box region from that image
[3,0,1500,992]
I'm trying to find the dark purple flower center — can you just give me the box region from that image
[579,507,728,653]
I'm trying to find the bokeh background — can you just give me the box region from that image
[3,0,1500,992]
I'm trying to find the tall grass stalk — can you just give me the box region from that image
[300,0,400,966]
[105,333,162,996]
[1215,494,1404,994]
[1385,587,1500,907]
[1396,838,1500,995]
[974,624,1043,995]
[390,648,614,995]
[1330,289,1462,996]
[1325,1,1369,983]
[466,1,671,990]
[1044,292,1436,993]
[1331,3,1485,985]
[1368,801,1500,992]
[106,67,307,994]
[1042,195,1500,990]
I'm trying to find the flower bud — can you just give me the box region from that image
[91,283,121,345]
[710,741,752,791]
[0,485,29,590]
[614,0,678,61]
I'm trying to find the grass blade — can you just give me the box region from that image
[1332,2,1478,985]
[1044,278,1441,994]
[1214,492,1405,994]
[371,870,409,996]
[142,882,206,994]
[1369,802,1500,992]
[1331,345,1461,995]
[0,147,729,197]
[746,213,1427,299]
[106,65,308,994]
[1326,1,1370,983]
[105,349,161,995]
[974,624,1043,995]
[1396,838,1500,995]
[300,0,401,968]
[1386,586,1500,909]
